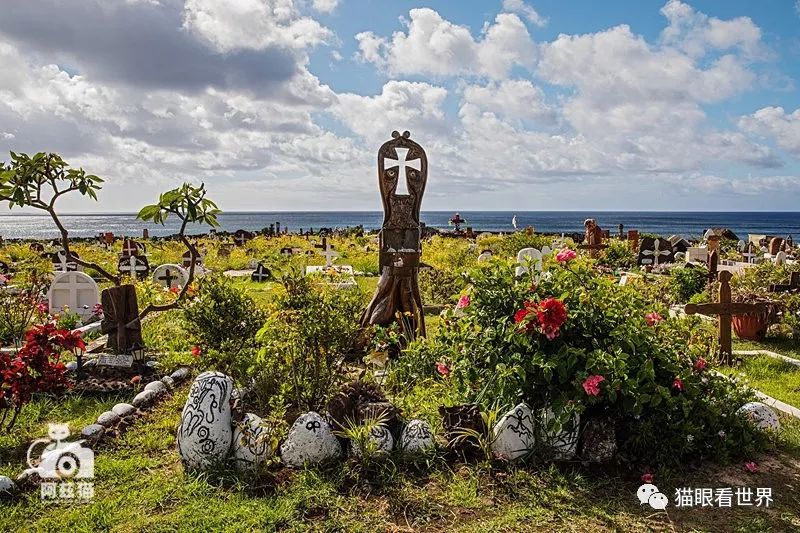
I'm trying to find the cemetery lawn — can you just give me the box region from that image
[3,384,800,532]
[720,353,800,410]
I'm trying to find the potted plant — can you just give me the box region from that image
[731,291,782,341]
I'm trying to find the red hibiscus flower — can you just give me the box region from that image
[435,362,451,376]
[744,461,758,473]
[583,375,605,396]
[694,357,707,371]
[673,378,684,391]
[191,346,202,358]
[641,472,654,484]
[645,312,663,326]
[537,298,568,340]
[456,295,470,309]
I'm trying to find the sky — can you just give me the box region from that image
[1,0,800,213]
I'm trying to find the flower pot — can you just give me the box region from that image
[732,313,769,341]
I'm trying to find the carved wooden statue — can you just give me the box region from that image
[361,131,427,338]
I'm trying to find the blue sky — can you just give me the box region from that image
[0,0,799,212]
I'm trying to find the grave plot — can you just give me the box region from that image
[48,271,100,321]
[305,237,356,288]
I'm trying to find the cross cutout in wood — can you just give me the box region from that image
[685,271,770,365]
[384,147,421,196]
[314,237,339,268]
[769,272,800,293]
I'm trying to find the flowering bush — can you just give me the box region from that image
[396,257,765,466]
[0,323,74,430]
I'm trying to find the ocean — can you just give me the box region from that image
[1,211,798,240]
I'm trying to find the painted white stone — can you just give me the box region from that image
[515,248,543,277]
[280,412,341,468]
[232,413,273,471]
[178,372,234,470]
[399,419,435,454]
[0,475,16,496]
[492,403,536,461]
[543,409,580,460]
[477,251,492,263]
[96,411,121,427]
[737,402,781,431]
[350,424,393,458]
[161,376,175,389]
[152,264,189,289]
[112,403,136,417]
[48,271,99,320]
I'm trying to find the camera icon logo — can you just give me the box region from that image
[27,424,94,480]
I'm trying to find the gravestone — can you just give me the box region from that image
[627,230,639,251]
[96,354,134,368]
[152,264,189,289]
[182,249,204,269]
[121,238,144,257]
[48,271,99,320]
[578,219,607,257]
[685,247,708,263]
[742,242,758,264]
[399,419,435,453]
[0,261,8,275]
[232,413,272,471]
[361,131,427,337]
[668,235,690,255]
[177,372,234,470]
[280,247,294,257]
[51,250,80,272]
[515,248,543,277]
[477,250,493,262]
[218,244,234,258]
[117,255,150,280]
[769,272,800,293]
[736,402,780,431]
[233,230,254,247]
[774,251,787,265]
[101,285,142,354]
[312,237,339,268]
[142,228,149,239]
[638,237,674,266]
[29,242,45,253]
[769,237,783,256]
[250,263,271,283]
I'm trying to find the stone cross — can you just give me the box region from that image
[685,271,769,365]
[314,237,338,268]
[769,272,800,294]
[640,239,672,265]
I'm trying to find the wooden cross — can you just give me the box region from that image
[122,239,140,257]
[314,237,338,268]
[685,271,769,365]
[640,239,672,266]
[741,243,758,264]
[769,272,800,293]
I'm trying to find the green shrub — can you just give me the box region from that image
[255,269,364,411]
[669,266,709,303]
[399,258,765,467]
[598,239,636,270]
[182,275,266,380]
[418,267,466,305]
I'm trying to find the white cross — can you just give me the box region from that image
[234,233,249,246]
[320,241,339,268]
[120,256,148,277]
[742,245,758,264]
[48,272,99,320]
[384,147,420,196]
[122,240,139,256]
[640,239,672,265]
[251,264,270,282]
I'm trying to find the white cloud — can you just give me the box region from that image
[355,8,535,78]
[312,0,339,13]
[739,107,800,157]
[502,0,547,27]
[660,0,765,59]
[461,80,555,124]
[182,0,331,52]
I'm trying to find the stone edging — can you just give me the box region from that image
[0,366,193,500]
[733,349,800,368]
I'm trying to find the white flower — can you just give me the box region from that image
[718,430,726,437]
[687,435,694,443]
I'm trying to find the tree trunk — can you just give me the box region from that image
[101,284,142,354]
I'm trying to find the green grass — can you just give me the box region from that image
[720,354,800,410]
[735,337,800,361]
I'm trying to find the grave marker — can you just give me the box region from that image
[250,263,271,283]
[97,354,134,368]
[233,230,254,247]
[361,131,427,337]
[769,272,800,294]
[51,249,80,272]
[578,219,607,257]
[515,248,543,277]
[685,271,770,365]
[48,271,99,320]
[182,249,204,269]
[314,237,339,268]
[638,237,673,266]
[152,264,188,289]
[118,255,150,280]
